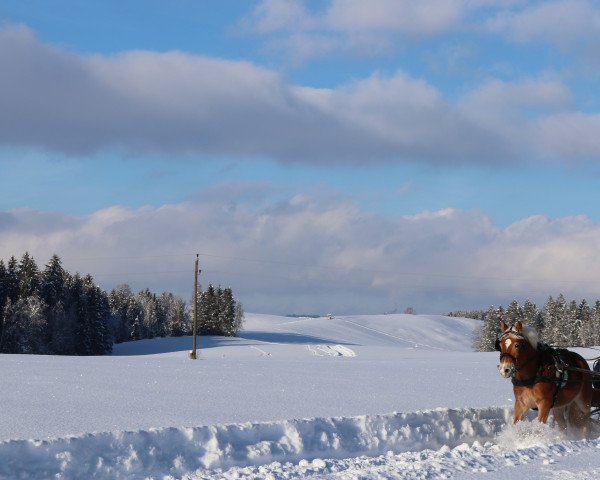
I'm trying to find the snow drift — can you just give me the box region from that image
[0,407,510,479]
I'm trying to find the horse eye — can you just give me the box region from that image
[515,343,522,349]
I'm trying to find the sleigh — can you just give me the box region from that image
[592,359,600,417]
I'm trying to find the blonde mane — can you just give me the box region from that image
[504,324,539,349]
[521,325,539,349]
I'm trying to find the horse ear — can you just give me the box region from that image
[514,321,523,333]
[500,320,508,333]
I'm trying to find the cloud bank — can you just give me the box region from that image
[247,0,600,62]
[2,191,600,314]
[1,24,599,164]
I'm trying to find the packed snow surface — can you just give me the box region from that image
[1,313,599,479]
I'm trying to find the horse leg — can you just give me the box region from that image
[569,403,589,439]
[536,398,553,424]
[513,399,529,424]
[572,390,592,439]
[552,405,568,432]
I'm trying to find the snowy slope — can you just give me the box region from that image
[1,313,599,479]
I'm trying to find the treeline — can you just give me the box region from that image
[0,253,244,355]
[470,295,600,351]
[109,283,244,342]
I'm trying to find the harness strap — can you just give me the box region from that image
[511,376,560,387]
[510,347,570,410]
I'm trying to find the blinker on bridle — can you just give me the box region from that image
[496,331,536,372]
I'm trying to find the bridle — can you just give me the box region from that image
[495,333,538,373]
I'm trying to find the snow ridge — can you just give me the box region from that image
[0,407,509,479]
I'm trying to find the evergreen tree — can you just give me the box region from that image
[0,260,6,343]
[48,300,74,355]
[234,301,245,334]
[40,254,67,350]
[108,284,135,343]
[138,289,161,339]
[505,300,523,325]
[577,299,591,346]
[0,295,47,354]
[127,295,143,341]
[5,256,19,302]
[473,306,501,352]
[18,252,40,298]
[588,301,600,347]
[160,292,189,337]
[543,295,560,345]
[522,299,542,334]
[69,274,90,355]
[199,284,219,335]
[40,255,66,308]
[79,275,112,355]
[219,287,236,336]
[563,300,579,346]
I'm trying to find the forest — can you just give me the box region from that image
[465,297,600,351]
[0,253,243,355]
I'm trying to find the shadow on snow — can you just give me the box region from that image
[110,331,352,356]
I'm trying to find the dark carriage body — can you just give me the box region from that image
[593,359,600,410]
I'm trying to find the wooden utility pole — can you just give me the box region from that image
[189,254,200,359]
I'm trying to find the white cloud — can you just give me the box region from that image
[2,193,600,314]
[533,112,600,159]
[1,24,600,164]
[246,0,313,33]
[324,0,465,36]
[244,0,468,62]
[487,0,600,51]
[248,0,467,37]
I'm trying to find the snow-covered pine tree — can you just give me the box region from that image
[199,284,219,335]
[81,274,112,355]
[40,254,68,351]
[0,295,47,354]
[128,294,143,341]
[5,256,20,302]
[575,299,590,346]
[160,292,189,337]
[588,301,600,347]
[137,289,161,339]
[505,300,523,325]
[562,299,579,346]
[40,255,66,308]
[108,284,135,343]
[542,295,559,345]
[473,306,501,352]
[234,301,245,333]
[69,273,92,355]
[18,252,40,299]
[522,299,542,333]
[218,287,236,336]
[0,260,6,343]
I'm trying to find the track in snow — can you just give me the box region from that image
[306,344,356,357]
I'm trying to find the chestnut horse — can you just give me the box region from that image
[496,320,592,436]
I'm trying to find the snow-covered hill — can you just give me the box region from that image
[1,313,599,479]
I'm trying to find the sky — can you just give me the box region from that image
[1,0,600,315]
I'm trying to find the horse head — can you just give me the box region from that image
[496,320,536,379]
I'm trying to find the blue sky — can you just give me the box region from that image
[2,1,600,314]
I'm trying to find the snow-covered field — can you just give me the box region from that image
[1,313,600,479]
